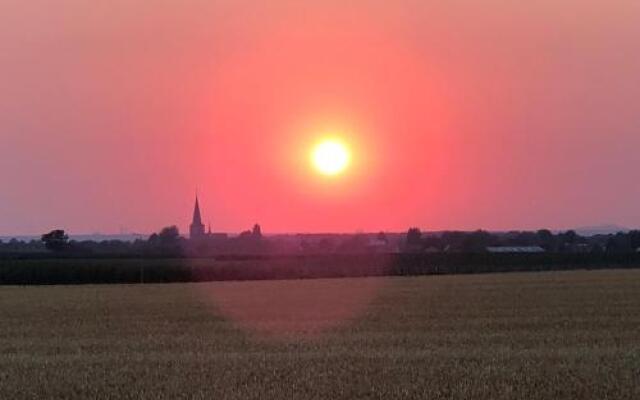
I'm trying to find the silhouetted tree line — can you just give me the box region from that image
[1,227,640,258]
[0,224,267,258]
[401,228,640,254]
[0,228,183,257]
[2,226,640,285]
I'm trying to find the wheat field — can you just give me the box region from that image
[1,269,639,399]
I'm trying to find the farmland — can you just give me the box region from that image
[1,269,639,399]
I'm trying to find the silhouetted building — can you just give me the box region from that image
[189,196,206,240]
[486,246,545,253]
[188,195,227,242]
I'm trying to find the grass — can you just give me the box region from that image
[1,269,639,399]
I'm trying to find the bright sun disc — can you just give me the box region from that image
[311,139,351,176]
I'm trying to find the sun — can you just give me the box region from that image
[311,138,351,176]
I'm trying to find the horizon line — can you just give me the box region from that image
[0,224,634,239]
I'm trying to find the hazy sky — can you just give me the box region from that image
[1,1,639,235]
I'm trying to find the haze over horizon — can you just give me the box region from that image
[2,1,640,235]
[0,222,635,240]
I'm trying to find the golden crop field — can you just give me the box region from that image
[1,269,639,399]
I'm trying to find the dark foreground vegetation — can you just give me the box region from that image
[2,226,639,285]
[1,270,639,399]
[1,252,640,285]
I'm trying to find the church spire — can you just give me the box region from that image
[192,195,203,225]
[190,194,205,239]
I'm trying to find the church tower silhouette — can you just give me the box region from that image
[189,195,206,239]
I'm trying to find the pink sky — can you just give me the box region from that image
[1,1,639,235]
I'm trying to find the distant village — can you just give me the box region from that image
[1,195,640,256]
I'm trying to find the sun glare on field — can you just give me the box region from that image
[311,139,351,176]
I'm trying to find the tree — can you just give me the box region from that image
[629,230,640,250]
[252,224,263,239]
[376,231,388,243]
[562,230,578,244]
[158,226,180,245]
[606,232,633,254]
[337,234,368,254]
[423,235,443,250]
[557,230,581,252]
[461,230,494,252]
[147,226,183,255]
[406,228,422,246]
[318,238,334,253]
[41,230,69,252]
[536,229,555,251]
